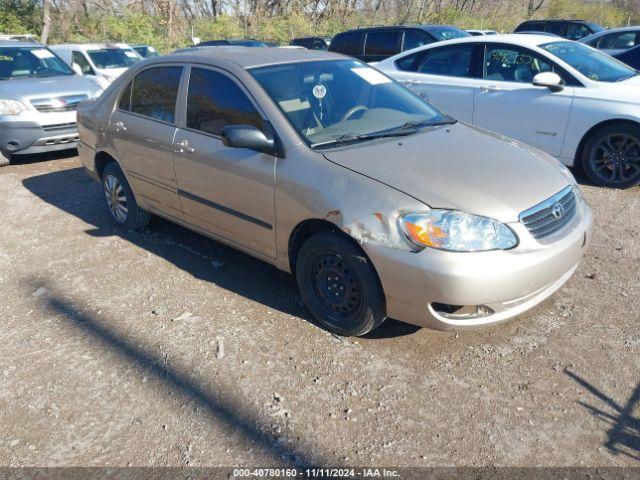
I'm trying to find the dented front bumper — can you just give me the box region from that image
[363,200,593,331]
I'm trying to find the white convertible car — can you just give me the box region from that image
[377,34,640,188]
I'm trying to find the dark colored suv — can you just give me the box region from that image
[290,37,330,50]
[514,20,603,40]
[328,25,469,63]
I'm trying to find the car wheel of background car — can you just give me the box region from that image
[0,151,11,167]
[101,162,150,230]
[582,123,640,188]
[296,231,387,337]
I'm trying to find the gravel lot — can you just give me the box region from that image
[0,151,638,467]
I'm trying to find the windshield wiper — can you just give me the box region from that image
[397,117,457,130]
[311,129,419,149]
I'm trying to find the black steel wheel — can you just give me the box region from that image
[296,231,386,337]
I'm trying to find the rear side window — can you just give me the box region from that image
[598,31,639,50]
[186,67,263,136]
[118,80,133,110]
[545,22,566,36]
[416,44,475,77]
[403,29,434,51]
[364,30,401,56]
[128,66,182,123]
[329,31,363,56]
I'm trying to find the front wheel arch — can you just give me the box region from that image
[575,119,640,171]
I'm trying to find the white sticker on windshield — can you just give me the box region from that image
[312,84,327,99]
[148,46,156,52]
[124,51,138,58]
[31,49,55,59]
[351,67,391,85]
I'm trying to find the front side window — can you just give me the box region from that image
[87,48,141,69]
[72,51,93,74]
[129,66,182,123]
[516,22,544,32]
[0,47,73,80]
[541,41,637,82]
[403,30,433,51]
[484,45,553,83]
[364,31,401,56]
[186,67,263,136]
[417,44,475,77]
[250,59,449,148]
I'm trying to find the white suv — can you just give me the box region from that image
[377,34,640,188]
[49,43,143,84]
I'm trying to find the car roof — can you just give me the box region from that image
[0,40,45,48]
[49,43,132,49]
[337,24,463,34]
[398,33,563,48]
[581,25,640,40]
[168,46,346,68]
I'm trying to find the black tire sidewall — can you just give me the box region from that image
[296,232,386,337]
[582,123,640,189]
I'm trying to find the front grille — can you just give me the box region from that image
[31,94,88,113]
[42,122,76,132]
[520,186,577,240]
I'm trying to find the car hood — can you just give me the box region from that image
[322,123,570,223]
[0,74,103,100]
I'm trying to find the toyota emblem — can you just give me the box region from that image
[551,202,565,220]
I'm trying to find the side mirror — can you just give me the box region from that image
[221,125,276,155]
[72,63,84,76]
[532,72,564,92]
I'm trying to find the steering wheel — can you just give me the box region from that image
[341,105,368,122]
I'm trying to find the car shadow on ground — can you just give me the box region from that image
[565,369,640,461]
[22,166,419,340]
[25,279,321,466]
[8,148,78,165]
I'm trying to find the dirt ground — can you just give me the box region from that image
[0,151,638,468]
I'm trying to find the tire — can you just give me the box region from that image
[582,123,640,189]
[295,231,386,337]
[0,151,11,167]
[101,162,150,230]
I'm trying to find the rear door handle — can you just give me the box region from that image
[113,121,127,132]
[175,139,195,153]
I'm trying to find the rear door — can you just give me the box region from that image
[473,44,574,156]
[391,43,479,122]
[110,65,185,219]
[173,66,276,258]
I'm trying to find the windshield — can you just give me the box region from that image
[87,48,141,69]
[0,46,74,80]
[250,59,450,148]
[431,27,470,41]
[134,46,158,58]
[540,41,636,82]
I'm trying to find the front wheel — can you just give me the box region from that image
[582,123,640,188]
[101,162,150,230]
[296,231,386,337]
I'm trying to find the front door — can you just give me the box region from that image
[473,44,574,157]
[110,65,184,219]
[174,66,276,258]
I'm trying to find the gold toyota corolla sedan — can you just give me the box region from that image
[76,47,592,336]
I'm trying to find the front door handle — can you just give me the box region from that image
[113,121,127,132]
[175,139,195,153]
[482,85,504,93]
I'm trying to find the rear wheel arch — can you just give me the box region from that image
[94,151,118,179]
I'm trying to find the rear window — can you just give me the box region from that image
[127,66,182,123]
[365,30,401,56]
[329,31,363,56]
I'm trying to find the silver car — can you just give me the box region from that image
[0,41,105,166]
[77,47,593,336]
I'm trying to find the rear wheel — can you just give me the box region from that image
[101,162,150,230]
[582,123,640,188]
[0,151,11,167]
[296,231,386,337]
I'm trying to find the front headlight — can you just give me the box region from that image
[0,99,28,115]
[399,210,518,252]
[557,163,577,186]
